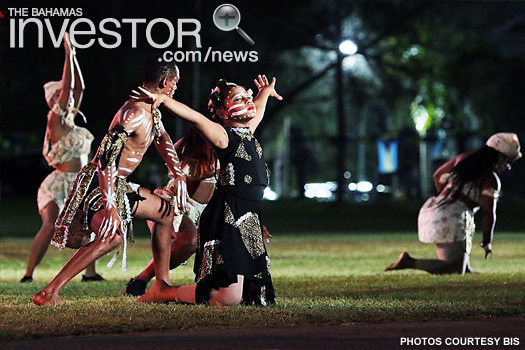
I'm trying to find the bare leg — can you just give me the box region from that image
[164,275,245,306]
[209,275,244,306]
[33,211,123,305]
[433,242,467,274]
[135,216,197,283]
[412,242,465,274]
[24,202,101,282]
[23,203,60,279]
[174,284,197,304]
[384,252,416,271]
[385,242,466,274]
[134,188,176,303]
[84,261,98,277]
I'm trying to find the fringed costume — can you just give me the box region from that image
[53,125,142,251]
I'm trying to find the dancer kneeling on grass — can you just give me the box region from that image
[385,133,521,274]
[125,128,274,296]
[33,57,187,305]
[131,75,282,305]
[125,127,216,296]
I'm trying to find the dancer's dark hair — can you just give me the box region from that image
[439,145,500,206]
[143,55,179,88]
[206,79,238,122]
[176,127,216,180]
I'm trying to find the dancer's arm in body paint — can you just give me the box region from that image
[153,117,188,212]
[131,89,229,150]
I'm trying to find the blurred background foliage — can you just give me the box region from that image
[2,0,525,201]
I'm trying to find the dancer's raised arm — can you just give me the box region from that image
[45,33,79,131]
[249,75,282,132]
[131,87,229,149]
[70,35,85,110]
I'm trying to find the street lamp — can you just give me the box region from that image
[339,40,358,55]
[335,39,358,202]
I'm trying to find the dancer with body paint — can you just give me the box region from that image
[131,75,281,305]
[21,33,103,283]
[125,127,216,296]
[33,57,188,305]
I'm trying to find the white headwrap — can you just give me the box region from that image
[44,80,63,105]
[486,133,522,160]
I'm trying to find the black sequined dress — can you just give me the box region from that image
[194,126,275,305]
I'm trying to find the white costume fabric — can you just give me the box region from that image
[44,125,93,167]
[37,171,78,213]
[172,165,216,232]
[418,174,498,255]
[418,197,475,254]
[37,103,93,213]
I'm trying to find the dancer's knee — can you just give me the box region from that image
[176,218,197,251]
[103,233,124,250]
[179,232,197,252]
[436,242,466,262]
[213,277,244,306]
[91,232,124,252]
[216,289,242,306]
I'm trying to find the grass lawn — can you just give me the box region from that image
[1,232,524,340]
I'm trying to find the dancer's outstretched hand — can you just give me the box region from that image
[130,86,167,110]
[63,32,75,55]
[254,75,283,100]
[262,225,272,243]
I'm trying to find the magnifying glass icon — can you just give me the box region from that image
[213,4,255,46]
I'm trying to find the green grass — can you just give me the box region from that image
[4,196,525,237]
[1,233,524,340]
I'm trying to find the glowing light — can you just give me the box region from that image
[339,40,358,55]
[413,105,430,133]
[263,187,278,201]
[304,182,337,199]
[403,45,420,59]
[356,181,373,192]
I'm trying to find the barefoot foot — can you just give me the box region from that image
[135,280,179,303]
[385,252,414,271]
[33,290,64,305]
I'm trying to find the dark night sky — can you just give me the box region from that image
[2,0,525,197]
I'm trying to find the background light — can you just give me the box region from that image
[304,182,337,199]
[339,40,358,55]
[263,187,279,201]
[356,181,373,192]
